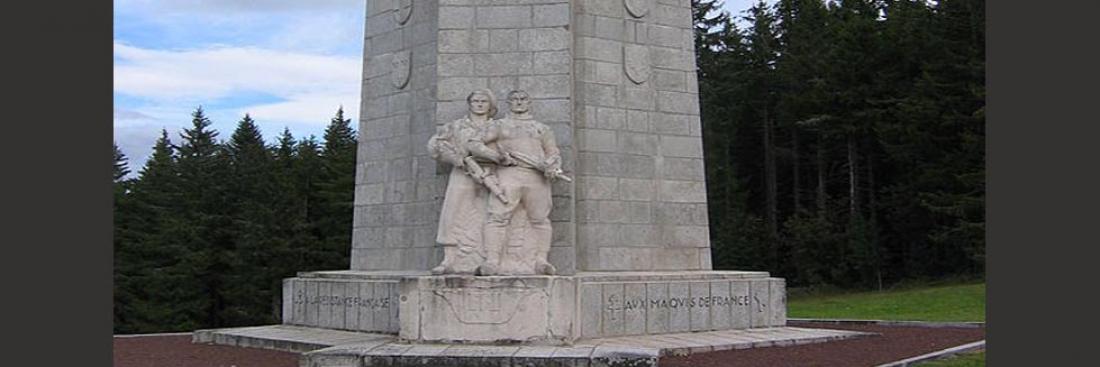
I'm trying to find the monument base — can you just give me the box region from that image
[281,270,787,344]
[193,324,871,367]
[190,270,878,366]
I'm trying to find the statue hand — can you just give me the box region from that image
[499,153,518,166]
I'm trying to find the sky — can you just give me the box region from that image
[113,0,767,175]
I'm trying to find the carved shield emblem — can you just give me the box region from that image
[623,44,651,85]
[624,0,650,18]
[394,0,413,25]
[390,51,411,89]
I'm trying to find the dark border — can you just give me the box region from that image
[990,0,1100,365]
[6,1,113,366]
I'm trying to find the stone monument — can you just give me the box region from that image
[277,0,786,346]
[196,2,839,365]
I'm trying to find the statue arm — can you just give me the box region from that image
[428,124,465,167]
[540,125,562,171]
[465,123,509,165]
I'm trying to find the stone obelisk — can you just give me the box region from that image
[352,0,712,275]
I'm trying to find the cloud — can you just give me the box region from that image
[115,0,366,56]
[239,92,358,127]
[114,108,155,120]
[114,42,360,103]
[117,0,364,15]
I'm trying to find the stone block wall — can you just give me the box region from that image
[572,0,711,271]
[352,0,444,271]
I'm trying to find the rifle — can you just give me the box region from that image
[507,151,573,182]
[462,156,510,204]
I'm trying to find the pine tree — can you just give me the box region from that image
[117,130,190,332]
[294,135,327,266]
[316,108,357,270]
[114,143,131,183]
[113,142,133,332]
[222,114,280,325]
[175,106,234,328]
[744,1,783,269]
[693,0,773,272]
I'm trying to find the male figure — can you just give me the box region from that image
[427,89,507,275]
[471,90,567,275]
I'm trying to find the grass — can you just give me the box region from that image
[915,352,985,367]
[787,282,985,322]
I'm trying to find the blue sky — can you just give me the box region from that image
[114,0,767,175]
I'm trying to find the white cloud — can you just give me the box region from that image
[239,92,358,127]
[118,0,364,14]
[114,108,155,120]
[114,42,360,103]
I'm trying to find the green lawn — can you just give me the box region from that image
[915,352,985,367]
[787,282,985,322]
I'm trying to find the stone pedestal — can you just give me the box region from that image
[281,270,786,346]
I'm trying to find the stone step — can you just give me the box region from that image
[194,325,872,366]
[192,324,394,353]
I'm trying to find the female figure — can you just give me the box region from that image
[427,89,506,275]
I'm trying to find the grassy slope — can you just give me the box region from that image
[787,282,986,322]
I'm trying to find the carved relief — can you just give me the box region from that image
[390,51,411,89]
[624,44,651,84]
[437,289,542,324]
[394,0,413,25]
[624,0,651,18]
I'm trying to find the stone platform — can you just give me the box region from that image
[194,324,871,367]
[194,270,809,365]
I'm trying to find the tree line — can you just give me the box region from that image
[113,108,356,333]
[693,0,984,289]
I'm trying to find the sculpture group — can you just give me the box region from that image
[427,89,570,276]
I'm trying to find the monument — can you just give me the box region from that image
[192,1,870,365]
[281,0,786,343]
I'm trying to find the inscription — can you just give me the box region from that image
[606,294,749,311]
[294,289,391,309]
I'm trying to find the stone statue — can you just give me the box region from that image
[427,89,507,275]
[472,90,569,275]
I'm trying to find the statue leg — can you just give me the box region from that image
[525,173,556,275]
[480,172,521,276]
[431,245,457,275]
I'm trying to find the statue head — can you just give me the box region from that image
[506,90,531,115]
[466,89,497,118]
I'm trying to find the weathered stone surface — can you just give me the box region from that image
[689,281,711,331]
[283,277,400,333]
[770,278,787,327]
[201,324,867,367]
[750,279,771,328]
[399,276,576,344]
